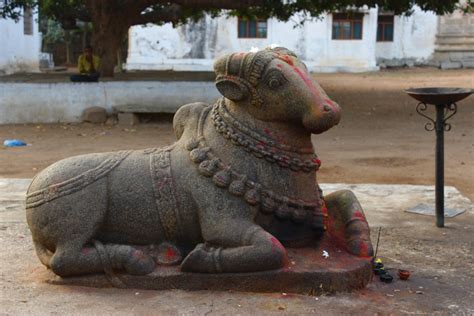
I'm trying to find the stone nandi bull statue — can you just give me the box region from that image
[26,47,373,283]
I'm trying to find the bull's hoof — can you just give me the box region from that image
[344,219,373,257]
[124,249,156,275]
[149,242,183,265]
[346,238,374,258]
[324,190,374,258]
[181,243,218,273]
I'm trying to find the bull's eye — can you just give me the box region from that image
[268,78,280,89]
[265,70,287,90]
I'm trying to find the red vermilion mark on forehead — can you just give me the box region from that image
[276,54,333,112]
[277,55,294,66]
[291,65,326,107]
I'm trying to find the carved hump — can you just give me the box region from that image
[173,102,209,140]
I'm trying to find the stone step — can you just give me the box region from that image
[436,36,474,45]
[433,51,474,65]
[113,104,178,125]
[113,104,177,113]
[435,45,474,52]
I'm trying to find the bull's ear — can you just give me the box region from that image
[215,77,249,101]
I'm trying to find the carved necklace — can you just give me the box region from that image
[211,99,321,173]
[185,105,326,231]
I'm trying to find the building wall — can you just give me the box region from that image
[434,1,474,69]
[126,8,379,73]
[305,8,378,72]
[375,7,438,63]
[0,9,41,75]
[0,81,220,124]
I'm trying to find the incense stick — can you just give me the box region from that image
[374,227,382,259]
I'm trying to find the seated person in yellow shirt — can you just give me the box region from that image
[70,45,101,82]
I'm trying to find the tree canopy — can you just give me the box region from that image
[1,0,467,76]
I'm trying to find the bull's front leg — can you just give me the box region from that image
[181,220,288,273]
[324,190,373,257]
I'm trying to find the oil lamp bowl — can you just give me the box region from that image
[405,87,472,105]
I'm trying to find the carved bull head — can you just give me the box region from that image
[213,47,341,134]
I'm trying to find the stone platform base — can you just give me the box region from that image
[46,245,372,294]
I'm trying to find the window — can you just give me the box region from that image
[238,18,267,38]
[23,6,33,35]
[377,15,394,42]
[332,13,363,40]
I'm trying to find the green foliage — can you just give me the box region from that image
[41,19,64,44]
[0,0,36,20]
[40,0,89,29]
[40,18,91,46]
[227,0,463,21]
[1,0,464,28]
[459,0,473,13]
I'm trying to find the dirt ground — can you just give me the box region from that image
[1,68,473,315]
[1,68,473,199]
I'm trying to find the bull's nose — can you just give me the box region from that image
[323,105,332,112]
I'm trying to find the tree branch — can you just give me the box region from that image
[162,0,264,10]
[132,4,183,25]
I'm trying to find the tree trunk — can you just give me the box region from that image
[86,0,131,77]
[93,30,124,77]
[65,43,71,65]
[116,48,123,73]
[82,27,87,50]
[64,31,72,65]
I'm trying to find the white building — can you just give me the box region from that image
[0,6,41,75]
[126,6,451,73]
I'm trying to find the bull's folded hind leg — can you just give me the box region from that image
[181,224,288,273]
[49,242,156,279]
[28,177,155,281]
[324,190,373,257]
[92,241,156,276]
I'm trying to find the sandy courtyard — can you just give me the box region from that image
[0,68,473,314]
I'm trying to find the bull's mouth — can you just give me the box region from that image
[303,110,341,134]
